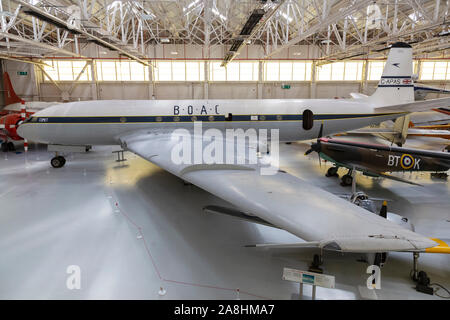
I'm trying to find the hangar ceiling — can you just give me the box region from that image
[0,0,449,64]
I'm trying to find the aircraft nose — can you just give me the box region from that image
[304,142,321,155]
[17,122,35,141]
[312,142,321,152]
[17,122,27,138]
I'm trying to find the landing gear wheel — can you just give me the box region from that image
[51,156,66,168]
[326,166,339,177]
[1,142,7,152]
[7,142,15,152]
[341,174,353,186]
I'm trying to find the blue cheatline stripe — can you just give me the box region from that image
[378,85,414,87]
[381,76,411,79]
[30,113,401,124]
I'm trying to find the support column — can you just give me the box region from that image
[361,60,369,94]
[90,60,98,100]
[204,61,209,99]
[31,63,40,101]
[257,61,263,99]
[148,59,154,99]
[0,60,4,107]
[310,61,317,99]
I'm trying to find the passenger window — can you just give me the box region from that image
[302,109,313,130]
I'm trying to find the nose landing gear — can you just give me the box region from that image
[51,155,66,168]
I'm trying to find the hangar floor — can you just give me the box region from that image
[0,137,449,300]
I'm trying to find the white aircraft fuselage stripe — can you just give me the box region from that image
[18,99,405,145]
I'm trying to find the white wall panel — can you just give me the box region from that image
[208,83,258,99]
[262,83,310,99]
[316,83,361,99]
[4,61,36,99]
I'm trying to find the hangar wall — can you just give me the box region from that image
[2,44,449,104]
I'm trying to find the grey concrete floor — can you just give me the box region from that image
[0,137,449,300]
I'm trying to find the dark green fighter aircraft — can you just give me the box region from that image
[305,135,450,187]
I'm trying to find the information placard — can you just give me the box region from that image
[282,268,335,289]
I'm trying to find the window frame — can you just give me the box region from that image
[42,59,92,82]
[263,60,312,82]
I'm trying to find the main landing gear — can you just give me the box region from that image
[1,141,15,152]
[51,155,66,168]
[431,172,448,179]
[340,169,354,187]
[325,166,354,187]
[325,166,339,177]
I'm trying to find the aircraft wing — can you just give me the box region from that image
[407,128,450,139]
[342,128,450,140]
[374,171,423,186]
[119,129,436,253]
[375,97,450,113]
[342,128,398,135]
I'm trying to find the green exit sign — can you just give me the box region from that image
[281,84,291,89]
[17,71,27,76]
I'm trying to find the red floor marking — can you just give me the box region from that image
[109,189,272,300]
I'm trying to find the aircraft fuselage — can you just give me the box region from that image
[18,99,405,146]
[318,138,450,173]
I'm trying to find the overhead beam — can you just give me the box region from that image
[222,1,286,66]
[264,0,372,58]
[0,54,50,67]
[320,18,449,61]
[0,31,83,57]
[14,0,150,66]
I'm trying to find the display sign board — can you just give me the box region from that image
[282,267,335,289]
[17,71,28,76]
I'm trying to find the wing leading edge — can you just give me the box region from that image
[374,96,450,113]
[120,130,436,253]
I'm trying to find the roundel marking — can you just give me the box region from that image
[400,154,414,170]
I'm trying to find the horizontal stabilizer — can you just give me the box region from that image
[375,97,450,113]
[350,92,369,99]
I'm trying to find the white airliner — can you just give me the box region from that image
[18,42,450,258]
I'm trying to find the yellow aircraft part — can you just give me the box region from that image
[425,238,450,254]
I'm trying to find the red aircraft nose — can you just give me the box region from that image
[0,113,24,141]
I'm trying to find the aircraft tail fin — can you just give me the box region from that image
[391,115,410,145]
[370,42,414,106]
[3,72,24,106]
